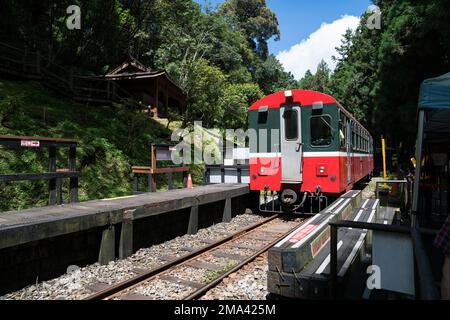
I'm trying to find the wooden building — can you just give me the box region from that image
[99,55,186,118]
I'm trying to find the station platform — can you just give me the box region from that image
[0,184,252,294]
[0,184,249,250]
[267,189,398,299]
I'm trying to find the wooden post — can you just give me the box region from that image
[222,197,232,222]
[69,146,78,203]
[98,225,115,265]
[57,178,63,205]
[119,209,134,259]
[149,144,156,192]
[48,146,57,205]
[237,166,242,184]
[167,172,173,190]
[148,173,155,192]
[187,205,199,235]
[133,175,138,193]
[164,88,169,117]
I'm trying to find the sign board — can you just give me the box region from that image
[155,146,174,161]
[20,140,40,147]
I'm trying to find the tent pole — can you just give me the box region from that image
[412,110,425,228]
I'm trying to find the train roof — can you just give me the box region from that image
[248,90,337,111]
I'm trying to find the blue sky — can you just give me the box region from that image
[194,0,374,79]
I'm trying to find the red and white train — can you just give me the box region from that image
[248,90,374,212]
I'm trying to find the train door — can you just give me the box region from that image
[346,119,352,184]
[280,104,302,183]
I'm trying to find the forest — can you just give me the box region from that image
[1,0,450,210]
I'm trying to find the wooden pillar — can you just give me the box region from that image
[148,173,155,192]
[164,87,169,117]
[57,177,63,205]
[187,205,199,235]
[222,197,232,222]
[69,146,78,203]
[48,146,57,205]
[148,144,156,192]
[119,209,134,259]
[133,175,139,193]
[98,225,115,265]
[167,172,173,190]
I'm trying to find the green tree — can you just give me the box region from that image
[298,60,331,94]
[219,83,263,129]
[185,59,227,127]
[255,55,297,94]
[219,0,280,59]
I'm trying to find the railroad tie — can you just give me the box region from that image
[158,274,204,289]
[229,243,263,251]
[131,268,150,275]
[85,282,111,293]
[120,293,155,300]
[212,251,246,261]
[185,260,224,272]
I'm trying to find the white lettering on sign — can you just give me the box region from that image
[21,140,40,147]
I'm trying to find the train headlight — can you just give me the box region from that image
[260,167,266,174]
[316,164,328,176]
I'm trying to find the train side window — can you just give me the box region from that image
[311,115,333,147]
[283,109,298,140]
[258,108,268,124]
[339,112,346,150]
[352,123,356,149]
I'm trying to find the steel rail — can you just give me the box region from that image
[184,220,304,300]
[85,214,279,300]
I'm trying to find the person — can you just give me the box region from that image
[434,214,450,299]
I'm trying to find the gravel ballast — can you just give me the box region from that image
[1,213,264,300]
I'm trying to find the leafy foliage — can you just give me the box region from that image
[0,80,172,211]
[328,0,450,161]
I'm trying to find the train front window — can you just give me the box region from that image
[311,115,333,147]
[283,109,298,140]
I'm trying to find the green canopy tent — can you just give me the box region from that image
[412,72,450,226]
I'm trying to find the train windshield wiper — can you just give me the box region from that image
[321,116,335,133]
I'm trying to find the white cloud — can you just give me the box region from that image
[276,15,360,80]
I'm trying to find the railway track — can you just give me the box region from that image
[85,214,304,300]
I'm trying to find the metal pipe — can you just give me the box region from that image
[411,228,440,300]
[412,110,425,227]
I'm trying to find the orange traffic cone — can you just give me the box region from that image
[186,173,193,189]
